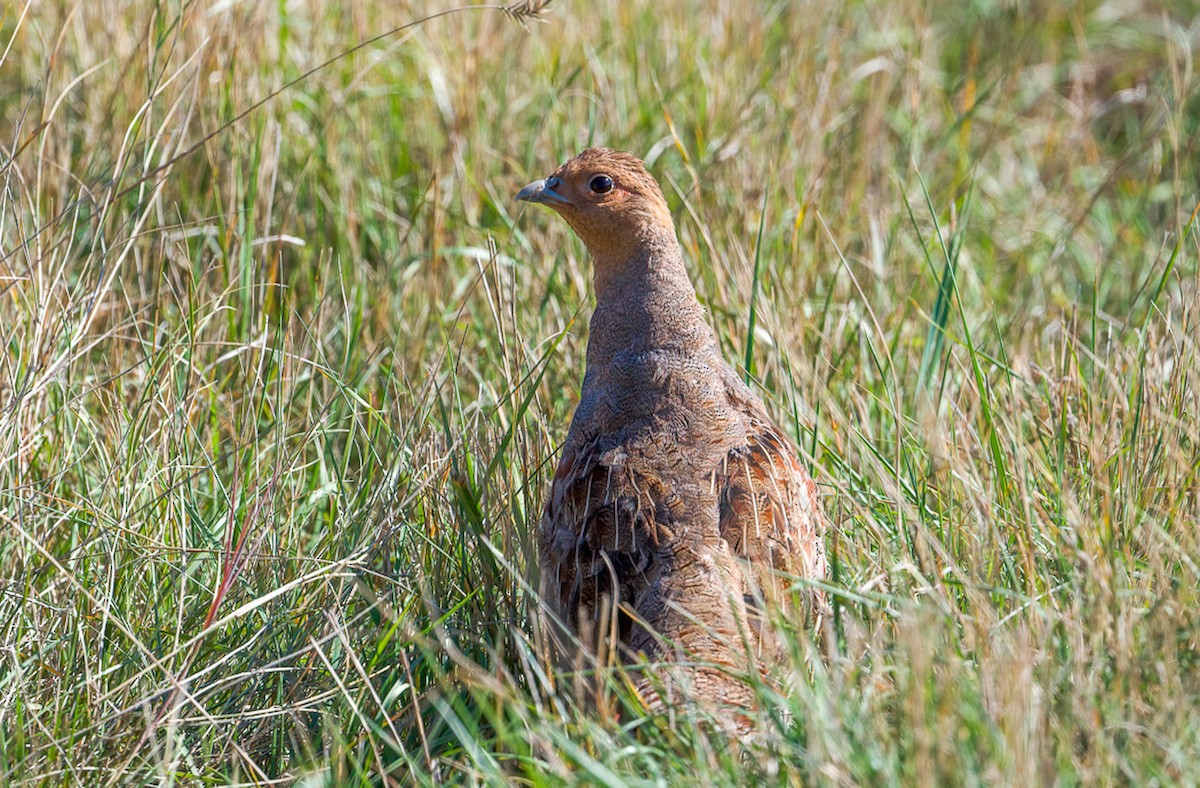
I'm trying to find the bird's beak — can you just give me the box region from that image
[515,176,570,206]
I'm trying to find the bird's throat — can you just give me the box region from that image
[585,242,716,371]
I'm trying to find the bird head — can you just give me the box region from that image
[516,147,676,262]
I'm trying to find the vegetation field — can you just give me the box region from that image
[2,0,1198,783]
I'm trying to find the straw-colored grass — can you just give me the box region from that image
[2,0,1198,783]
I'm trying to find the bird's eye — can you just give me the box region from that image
[589,175,614,194]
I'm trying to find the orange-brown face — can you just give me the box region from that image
[516,147,675,260]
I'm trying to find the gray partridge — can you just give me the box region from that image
[517,147,828,723]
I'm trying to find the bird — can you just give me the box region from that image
[516,147,828,727]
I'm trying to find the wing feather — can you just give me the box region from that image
[716,418,828,634]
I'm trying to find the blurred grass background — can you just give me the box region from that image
[1,0,1198,783]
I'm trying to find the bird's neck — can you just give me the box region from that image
[586,237,716,368]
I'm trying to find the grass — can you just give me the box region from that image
[2,0,1199,783]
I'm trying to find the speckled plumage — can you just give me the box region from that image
[517,148,828,725]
